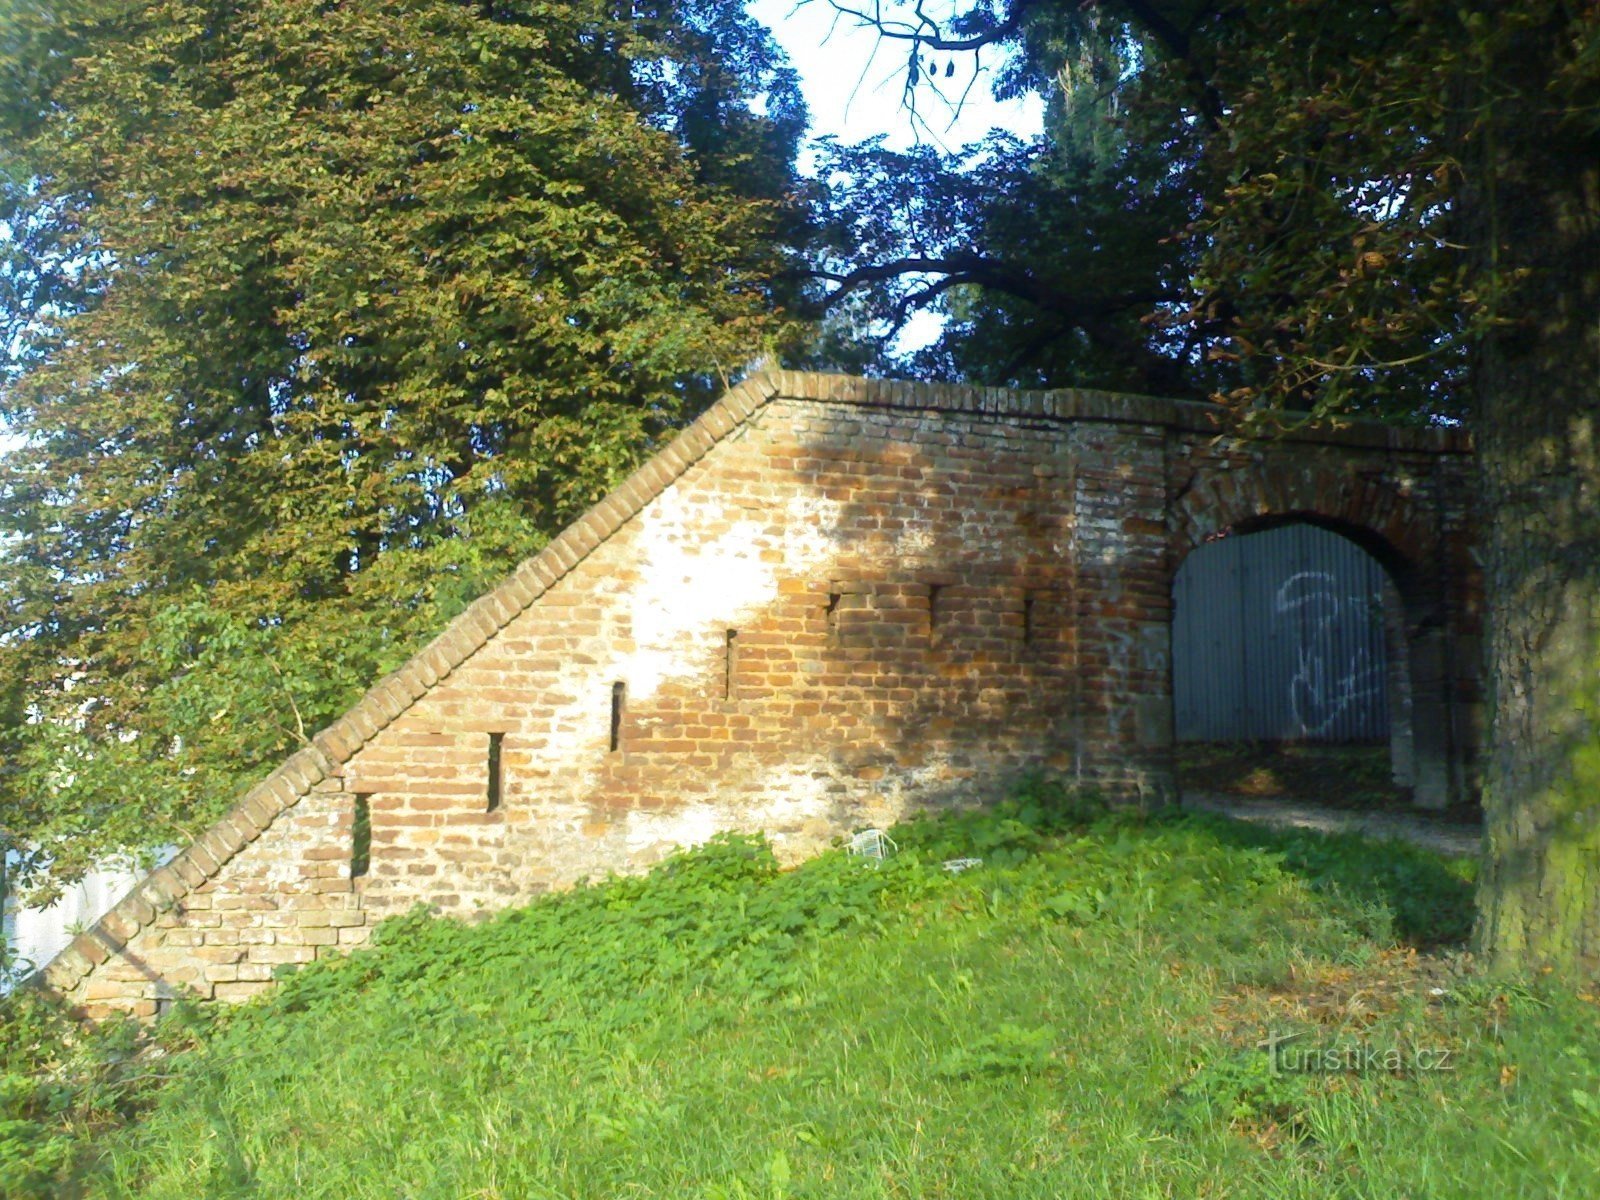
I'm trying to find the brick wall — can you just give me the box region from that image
[41,373,1477,1018]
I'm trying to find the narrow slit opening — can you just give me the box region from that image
[351,793,372,879]
[1023,590,1037,644]
[928,584,945,638]
[724,629,738,700]
[486,732,504,813]
[825,592,841,640]
[609,682,625,753]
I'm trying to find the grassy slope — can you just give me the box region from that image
[11,799,1600,1199]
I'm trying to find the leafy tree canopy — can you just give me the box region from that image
[804,6,1213,396]
[0,0,808,891]
[808,0,1596,425]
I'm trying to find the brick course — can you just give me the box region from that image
[41,373,1477,1018]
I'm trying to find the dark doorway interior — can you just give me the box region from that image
[1171,522,1466,815]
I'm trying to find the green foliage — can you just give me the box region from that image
[803,6,1219,393]
[258,829,919,1025]
[0,990,87,1197]
[0,0,809,885]
[1172,1046,1318,1140]
[1166,2,1480,420]
[815,0,1596,415]
[808,109,1206,394]
[933,1021,1057,1080]
[0,988,206,1197]
[889,773,1106,863]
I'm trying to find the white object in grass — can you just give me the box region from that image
[847,828,897,862]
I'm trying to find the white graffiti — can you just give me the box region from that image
[1275,571,1387,737]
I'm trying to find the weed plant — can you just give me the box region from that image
[3,787,1596,1198]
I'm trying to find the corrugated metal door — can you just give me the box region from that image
[1173,523,1390,742]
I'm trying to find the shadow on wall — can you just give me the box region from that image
[31,378,1483,1017]
[576,398,1092,848]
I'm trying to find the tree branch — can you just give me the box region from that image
[800,252,1196,391]
[805,252,1182,323]
[823,0,1035,53]
[1087,0,1229,130]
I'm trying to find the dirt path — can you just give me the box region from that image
[1180,791,1482,858]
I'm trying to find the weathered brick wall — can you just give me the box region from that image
[67,782,368,1012]
[340,397,1091,927]
[42,374,1477,1018]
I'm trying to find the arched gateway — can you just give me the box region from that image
[42,374,1478,1017]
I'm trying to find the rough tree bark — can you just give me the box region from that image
[1471,17,1600,973]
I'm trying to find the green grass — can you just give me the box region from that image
[5,792,1598,1199]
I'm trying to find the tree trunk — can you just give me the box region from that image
[1471,21,1600,973]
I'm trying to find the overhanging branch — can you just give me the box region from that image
[799,252,1193,389]
[823,0,1035,52]
[805,252,1181,323]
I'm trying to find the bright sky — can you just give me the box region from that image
[748,0,1043,154]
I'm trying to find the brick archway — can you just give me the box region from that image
[1153,437,1480,810]
[1169,460,1432,578]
